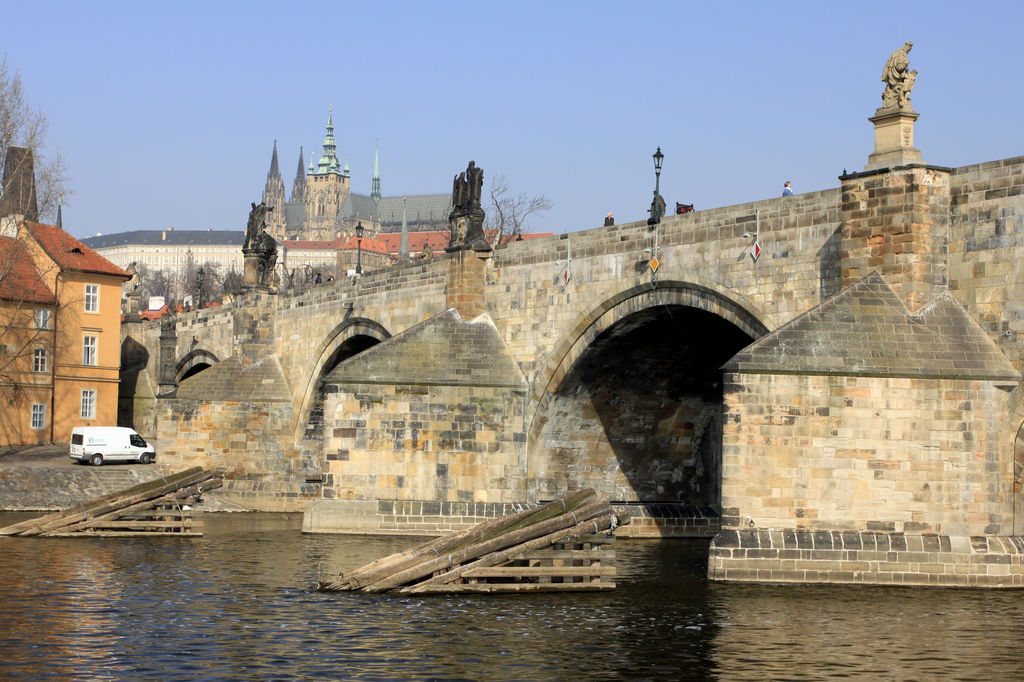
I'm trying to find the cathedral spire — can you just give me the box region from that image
[268,139,281,180]
[291,146,307,203]
[56,192,63,228]
[371,142,382,205]
[316,107,343,176]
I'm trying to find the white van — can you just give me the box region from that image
[70,427,156,466]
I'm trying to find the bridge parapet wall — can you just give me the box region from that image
[487,189,842,388]
[949,155,1024,371]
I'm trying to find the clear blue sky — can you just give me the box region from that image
[4,1,1022,239]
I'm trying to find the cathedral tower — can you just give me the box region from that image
[261,140,287,240]
[304,110,351,240]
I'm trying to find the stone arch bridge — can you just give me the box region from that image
[122,152,1024,587]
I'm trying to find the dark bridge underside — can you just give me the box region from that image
[303,334,381,440]
[535,305,753,507]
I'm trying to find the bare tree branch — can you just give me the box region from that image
[484,173,552,247]
[0,54,70,222]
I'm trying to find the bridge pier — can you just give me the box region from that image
[706,119,1024,586]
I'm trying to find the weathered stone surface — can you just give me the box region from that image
[725,272,1019,382]
[326,308,526,388]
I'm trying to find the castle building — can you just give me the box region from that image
[261,112,451,242]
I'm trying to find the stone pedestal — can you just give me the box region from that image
[840,165,949,314]
[445,248,489,318]
[124,292,140,322]
[243,248,260,287]
[446,208,490,253]
[865,107,922,170]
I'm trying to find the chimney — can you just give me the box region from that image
[0,146,39,223]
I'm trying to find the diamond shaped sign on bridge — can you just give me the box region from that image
[649,256,660,274]
[750,241,761,261]
[562,266,571,285]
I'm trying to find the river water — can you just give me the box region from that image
[0,512,1021,681]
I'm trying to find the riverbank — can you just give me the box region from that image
[0,445,247,512]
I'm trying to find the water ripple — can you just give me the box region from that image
[0,515,1021,680]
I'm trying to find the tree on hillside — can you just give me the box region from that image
[484,174,552,247]
[0,55,69,223]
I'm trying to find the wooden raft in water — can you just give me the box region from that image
[318,488,628,594]
[0,467,221,537]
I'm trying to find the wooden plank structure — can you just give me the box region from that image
[0,467,221,537]
[318,488,628,594]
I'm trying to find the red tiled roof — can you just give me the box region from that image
[133,300,221,321]
[336,235,394,256]
[0,236,56,304]
[26,222,130,279]
[281,239,340,249]
[375,231,451,254]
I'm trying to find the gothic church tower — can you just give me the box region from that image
[261,140,287,240]
[304,111,350,241]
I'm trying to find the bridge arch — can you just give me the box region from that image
[175,349,220,383]
[527,279,770,508]
[292,317,392,439]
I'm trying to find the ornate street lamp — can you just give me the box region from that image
[355,222,364,275]
[648,146,665,226]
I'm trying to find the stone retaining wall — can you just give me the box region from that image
[710,529,1024,587]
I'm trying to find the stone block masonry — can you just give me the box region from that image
[710,530,1024,588]
[321,382,526,504]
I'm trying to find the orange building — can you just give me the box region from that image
[0,221,129,446]
[0,235,58,445]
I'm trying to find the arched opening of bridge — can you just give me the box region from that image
[178,362,210,382]
[302,334,380,441]
[175,349,220,384]
[534,304,755,514]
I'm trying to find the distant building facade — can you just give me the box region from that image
[260,112,452,242]
[82,228,245,275]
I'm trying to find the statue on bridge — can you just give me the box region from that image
[242,201,279,289]
[447,161,491,253]
[881,41,916,110]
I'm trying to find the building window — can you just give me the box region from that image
[31,404,45,430]
[80,389,96,419]
[84,284,99,312]
[33,348,48,373]
[82,336,97,366]
[35,309,51,329]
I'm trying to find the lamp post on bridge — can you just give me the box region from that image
[355,221,364,275]
[647,146,665,226]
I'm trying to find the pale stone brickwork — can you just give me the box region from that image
[948,157,1024,370]
[154,398,312,512]
[841,166,950,313]
[718,374,1012,536]
[322,383,525,503]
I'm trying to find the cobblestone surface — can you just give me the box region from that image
[0,445,243,512]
